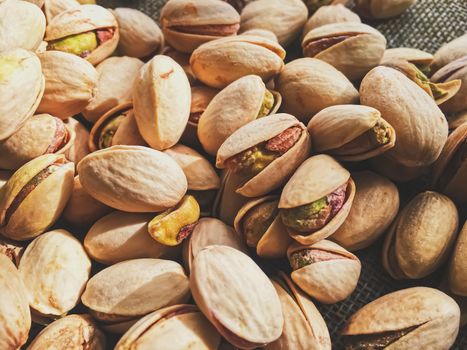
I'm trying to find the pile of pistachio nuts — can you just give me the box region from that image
[0,0,466,348]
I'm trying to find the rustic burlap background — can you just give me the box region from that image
[96,1,466,348]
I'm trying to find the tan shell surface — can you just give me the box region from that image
[82,258,190,317]
[43,0,80,22]
[64,118,91,165]
[382,47,434,66]
[112,110,148,148]
[19,229,91,316]
[449,222,467,296]
[77,145,187,212]
[303,4,361,35]
[432,34,467,72]
[191,245,283,348]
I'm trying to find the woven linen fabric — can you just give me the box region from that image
[98,0,466,348]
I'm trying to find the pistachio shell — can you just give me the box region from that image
[163,47,197,84]
[369,154,428,182]
[241,29,278,42]
[354,0,416,19]
[112,110,148,147]
[64,117,91,166]
[449,222,467,296]
[77,145,187,212]
[432,34,467,73]
[191,245,283,348]
[0,237,23,266]
[303,4,360,36]
[448,111,467,131]
[382,47,434,67]
[43,0,80,22]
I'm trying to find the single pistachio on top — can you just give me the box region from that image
[382,47,434,75]
[354,0,417,19]
[198,75,281,156]
[64,117,91,166]
[275,58,359,123]
[431,34,467,73]
[133,55,191,151]
[288,240,361,304]
[302,22,387,81]
[190,245,283,349]
[0,154,74,241]
[0,48,45,141]
[279,155,355,245]
[382,191,459,280]
[369,154,429,182]
[45,5,119,65]
[42,0,80,23]
[161,0,240,54]
[303,4,361,37]
[112,8,164,58]
[342,287,460,350]
[190,35,286,89]
[216,114,310,197]
[307,105,395,161]
[449,221,467,296]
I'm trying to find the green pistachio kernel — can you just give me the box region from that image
[243,200,278,248]
[99,114,126,149]
[257,90,274,119]
[415,70,448,100]
[370,121,391,145]
[281,197,330,232]
[231,145,279,177]
[48,32,98,57]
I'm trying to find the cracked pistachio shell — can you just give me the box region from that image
[45,5,119,65]
[382,191,459,280]
[0,0,45,52]
[432,34,467,73]
[84,211,178,265]
[83,56,144,123]
[382,47,434,68]
[331,171,399,251]
[342,287,460,350]
[78,145,187,212]
[303,4,361,35]
[216,114,310,197]
[133,55,191,150]
[0,154,74,241]
[161,0,240,54]
[37,51,98,119]
[0,114,75,170]
[279,154,355,245]
[361,66,448,167]
[302,22,386,81]
[0,254,31,350]
[0,49,45,141]
[198,75,281,156]
[115,304,221,350]
[18,229,91,318]
[64,117,91,166]
[191,245,283,348]
[240,0,308,47]
[112,8,164,58]
[190,35,286,89]
[307,104,395,161]
[369,154,428,182]
[354,0,416,19]
[449,222,467,296]
[27,314,106,350]
[43,0,80,22]
[288,240,361,304]
[276,58,359,123]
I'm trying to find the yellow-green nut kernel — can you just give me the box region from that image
[99,113,126,149]
[48,32,98,58]
[257,90,275,119]
[242,200,278,248]
[148,195,200,246]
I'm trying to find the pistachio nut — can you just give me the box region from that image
[382,191,459,279]
[42,0,80,23]
[303,4,361,35]
[288,240,361,304]
[0,237,24,266]
[360,66,448,167]
[354,0,416,19]
[382,47,434,75]
[0,154,74,240]
[308,104,395,161]
[331,171,399,251]
[0,255,31,350]
[0,48,45,141]
[191,245,283,348]
[27,314,106,350]
[239,0,308,47]
[302,22,387,81]
[45,4,119,65]
[431,33,467,73]
[81,258,190,333]
[234,196,292,258]
[449,221,467,296]
[133,55,191,150]
[18,229,91,319]
[190,34,286,89]
[216,114,310,197]
[241,29,278,42]
[84,211,178,265]
[198,75,281,156]
[64,117,91,165]
[83,56,144,123]
[77,145,187,212]
[115,304,221,350]
[369,154,428,182]
[431,122,467,203]
[112,7,164,58]
[25,0,45,7]
[276,58,359,123]
[62,175,112,228]
[163,47,197,84]
[342,287,460,350]
[36,50,98,119]
[279,154,355,245]
[0,0,45,52]
[161,0,240,53]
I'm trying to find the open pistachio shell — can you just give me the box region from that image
[191,245,283,349]
[354,0,416,19]
[18,229,91,318]
[0,154,74,240]
[133,55,191,151]
[64,117,91,166]
[77,145,187,212]
[0,48,45,141]
[43,0,80,22]
[27,314,106,350]
[198,75,281,156]
[342,287,460,350]
[382,47,434,73]
[431,34,467,73]
[449,222,467,296]
[303,4,361,36]
[382,191,459,280]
